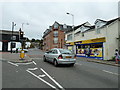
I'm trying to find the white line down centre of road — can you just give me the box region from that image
[102,70,119,76]
[26,69,58,90]
[40,68,65,90]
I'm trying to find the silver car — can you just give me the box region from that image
[43,48,76,66]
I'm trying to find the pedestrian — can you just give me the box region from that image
[115,49,120,64]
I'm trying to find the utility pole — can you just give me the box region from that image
[11,22,16,53]
[66,12,75,53]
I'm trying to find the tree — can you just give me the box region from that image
[31,38,35,42]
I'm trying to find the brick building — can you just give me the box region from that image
[43,21,72,51]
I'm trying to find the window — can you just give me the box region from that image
[96,26,100,34]
[54,31,58,37]
[52,50,58,54]
[59,49,72,54]
[54,38,58,44]
[54,23,59,29]
[67,34,72,41]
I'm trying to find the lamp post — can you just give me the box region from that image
[66,12,75,53]
[21,23,29,50]
[22,23,29,31]
[11,22,16,53]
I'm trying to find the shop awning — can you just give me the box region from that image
[75,37,106,44]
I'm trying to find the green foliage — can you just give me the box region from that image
[110,56,115,61]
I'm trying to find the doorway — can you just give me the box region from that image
[2,42,8,52]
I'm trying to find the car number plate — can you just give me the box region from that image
[66,56,72,58]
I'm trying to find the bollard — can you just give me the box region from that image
[20,50,25,60]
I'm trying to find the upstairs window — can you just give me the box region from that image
[67,34,72,41]
[54,23,59,29]
[96,26,100,34]
[54,37,58,44]
[54,31,58,37]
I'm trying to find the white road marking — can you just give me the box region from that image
[40,68,65,90]
[102,70,119,76]
[27,67,38,71]
[26,69,58,90]
[8,61,18,67]
[39,74,46,78]
[33,61,37,65]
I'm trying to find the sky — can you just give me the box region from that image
[0,0,119,40]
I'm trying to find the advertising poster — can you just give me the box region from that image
[68,46,72,51]
[77,48,103,58]
[90,48,103,57]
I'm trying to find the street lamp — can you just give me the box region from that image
[11,22,16,53]
[66,13,74,27]
[66,12,75,53]
[22,23,29,31]
[21,23,29,50]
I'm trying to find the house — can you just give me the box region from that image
[43,21,72,51]
[65,22,91,52]
[0,30,20,52]
[73,17,120,60]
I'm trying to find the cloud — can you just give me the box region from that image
[1,1,118,39]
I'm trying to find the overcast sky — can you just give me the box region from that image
[0,0,119,39]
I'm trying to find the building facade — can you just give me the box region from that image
[65,17,120,60]
[0,30,20,52]
[43,21,72,51]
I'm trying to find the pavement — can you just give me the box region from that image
[0,52,32,63]
[77,57,120,67]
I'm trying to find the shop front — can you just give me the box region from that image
[65,42,74,51]
[75,37,106,60]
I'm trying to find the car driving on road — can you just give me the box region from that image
[43,48,76,66]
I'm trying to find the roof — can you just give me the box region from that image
[0,30,19,35]
[43,21,72,38]
[95,17,120,29]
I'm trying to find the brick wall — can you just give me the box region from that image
[43,27,65,51]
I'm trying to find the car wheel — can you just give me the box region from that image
[70,63,75,66]
[54,60,58,67]
[43,56,47,62]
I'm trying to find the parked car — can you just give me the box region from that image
[43,48,76,66]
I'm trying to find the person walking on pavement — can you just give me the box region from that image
[115,49,120,64]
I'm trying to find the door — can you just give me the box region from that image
[2,42,8,52]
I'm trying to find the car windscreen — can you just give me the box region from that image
[59,49,73,54]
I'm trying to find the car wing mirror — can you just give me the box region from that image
[46,51,49,53]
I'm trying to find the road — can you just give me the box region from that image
[2,48,119,89]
